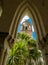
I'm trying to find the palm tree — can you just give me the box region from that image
[7,39,29,65]
[7,32,44,65]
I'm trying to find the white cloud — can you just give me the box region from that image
[21,15,29,24]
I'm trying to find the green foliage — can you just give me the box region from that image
[29,48,41,60]
[28,38,36,47]
[17,32,30,41]
[7,39,29,65]
[7,32,42,65]
[17,32,36,46]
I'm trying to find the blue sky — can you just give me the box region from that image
[17,16,37,40]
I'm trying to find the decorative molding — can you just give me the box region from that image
[8,0,46,42]
[9,0,26,36]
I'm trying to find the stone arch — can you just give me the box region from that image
[8,0,46,42]
[16,9,39,42]
[3,1,46,65]
[3,0,46,56]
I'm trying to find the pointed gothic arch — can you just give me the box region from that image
[8,0,46,42]
[17,10,38,41]
[3,1,46,65]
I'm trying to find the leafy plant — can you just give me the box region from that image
[7,39,29,65]
[7,32,43,65]
[17,32,30,41]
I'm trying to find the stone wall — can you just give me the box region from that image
[0,32,8,65]
[0,0,48,33]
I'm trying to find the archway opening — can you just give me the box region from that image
[6,15,45,65]
[4,1,46,65]
[17,15,37,40]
